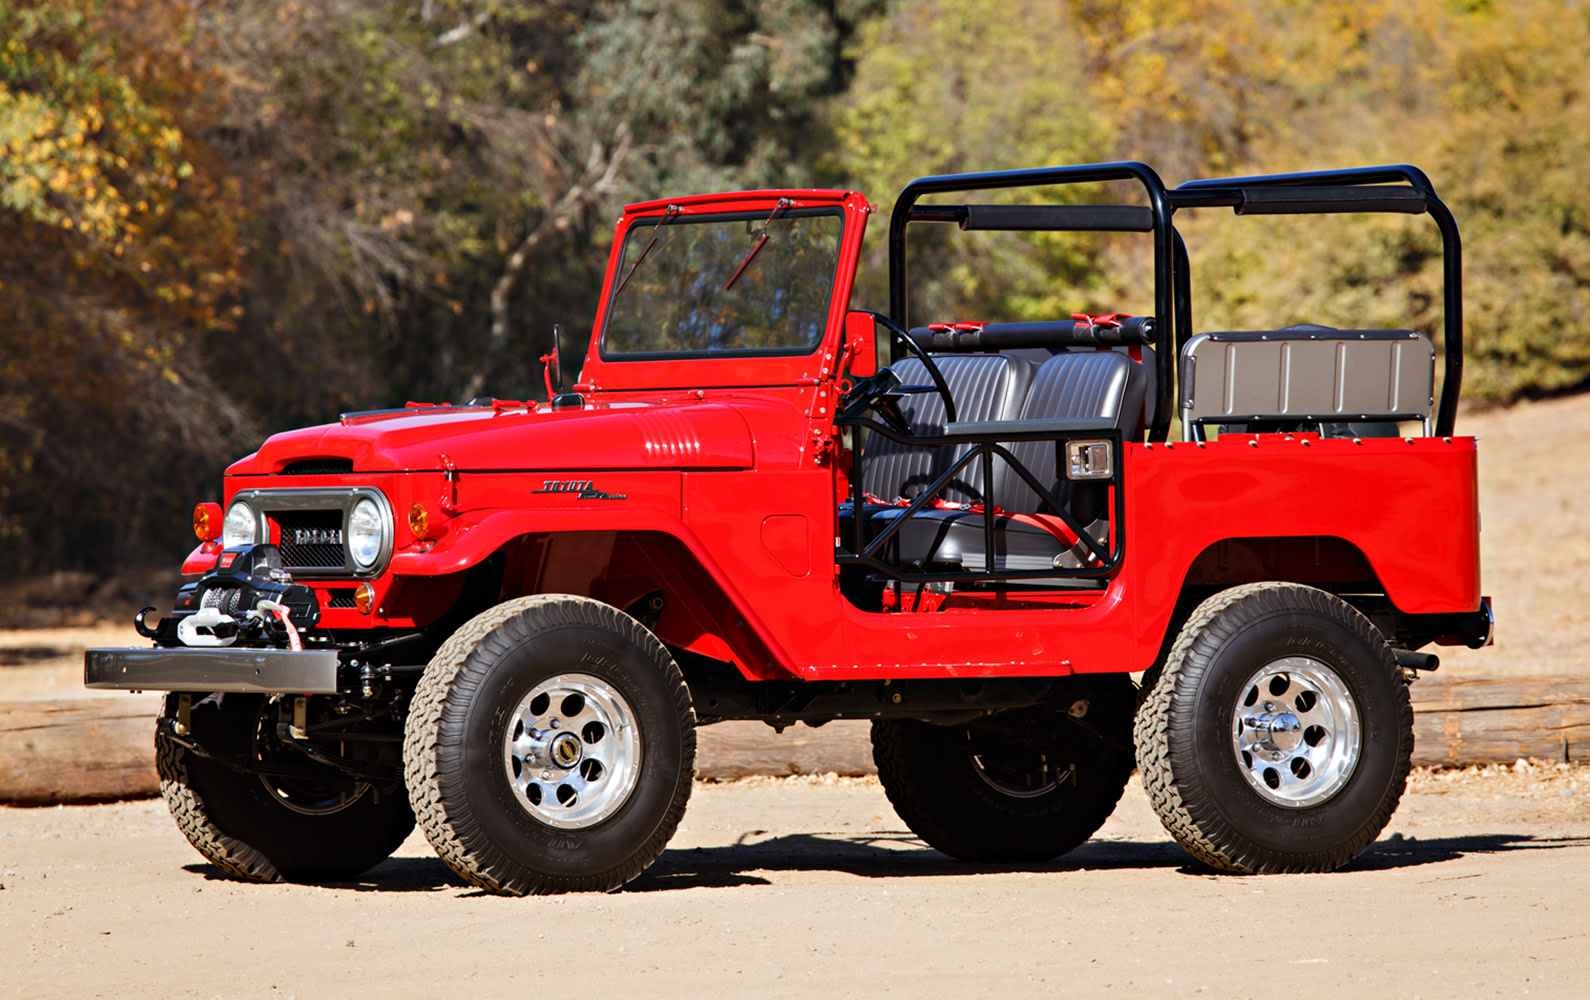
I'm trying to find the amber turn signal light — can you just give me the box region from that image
[354,582,376,615]
[408,502,429,539]
[193,502,223,542]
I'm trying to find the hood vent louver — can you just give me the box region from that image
[281,458,355,476]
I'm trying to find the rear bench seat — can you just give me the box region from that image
[864,348,1149,577]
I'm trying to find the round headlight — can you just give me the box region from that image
[348,497,385,569]
[222,500,256,548]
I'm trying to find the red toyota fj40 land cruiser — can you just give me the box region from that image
[89,162,1491,894]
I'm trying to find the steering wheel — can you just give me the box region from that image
[839,310,958,428]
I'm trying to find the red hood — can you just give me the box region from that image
[227,400,756,475]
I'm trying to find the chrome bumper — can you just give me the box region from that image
[84,647,341,694]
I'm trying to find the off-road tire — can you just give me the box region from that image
[1135,582,1413,873]
[404,595,695,895]
[156,692,415,883]
[872,676,1136,862]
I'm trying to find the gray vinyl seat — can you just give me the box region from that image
[838,354,1030,556]
[858,354,1033,504]
[875,350,1149,576]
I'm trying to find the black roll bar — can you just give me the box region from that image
[1172,164,1463,436]
[889,162,1177,442]
[835,414,1125,585]
[885,160,1464,441]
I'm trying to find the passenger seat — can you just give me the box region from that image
[876,349,1148,575]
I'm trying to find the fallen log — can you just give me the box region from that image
[1408,676,1590,767]
[695,720,875,780]
[0,696,162,805]
[3,677,1587,805]
[696,677,1590,776]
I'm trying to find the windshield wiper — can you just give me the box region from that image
[612,204,681,297]
[723,197,792,291]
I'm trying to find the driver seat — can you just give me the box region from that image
[857,354,1033,504]
[873,349,1149,579]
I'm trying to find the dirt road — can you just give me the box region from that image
[4,765,1587,1000]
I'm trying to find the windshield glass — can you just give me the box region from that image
[601,207,843,357]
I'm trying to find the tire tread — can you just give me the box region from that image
[1134,582,1413,873]
[872,682,1135,863]
[156,726,281,883]
[404,595,695,895]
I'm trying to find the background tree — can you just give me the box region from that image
[0,0,878,575]
[0,0,251,572]
[5,0,1590,583]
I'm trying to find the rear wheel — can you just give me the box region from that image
[156,693,414,883]
[872,676,1136,862]
[404,595,695,895]
[1135,582,1412,873]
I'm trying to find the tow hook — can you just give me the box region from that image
[133,606,162,639]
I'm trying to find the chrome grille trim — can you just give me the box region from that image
[230,487,394,580]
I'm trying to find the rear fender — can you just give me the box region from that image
[1139,534,1391,675]
[1184,536,1379,591]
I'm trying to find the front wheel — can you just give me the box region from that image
[156,693,415,883]
[1135,582,1413,873]
[404,596,695,895]
[872,676,1136,862]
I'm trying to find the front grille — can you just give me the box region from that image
[327,589,358,608]
[273,510,346,570]
[235,486,388,579]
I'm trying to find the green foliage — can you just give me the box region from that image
[6,0,1590,578]
[1,0,879,573]
[0,0,249,571]
[1423,0,1590,400]
[1,4,182,250]
[821,0,1119,324]
[580,0,881,194]
[826,0,1590,407]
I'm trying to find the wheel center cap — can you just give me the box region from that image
[550,732,583,769]
[1245,711,1303,752]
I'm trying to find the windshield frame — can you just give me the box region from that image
[574,190,869,395]
[596,204,847,364]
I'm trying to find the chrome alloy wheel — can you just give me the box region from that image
[1231,656,1361,808]
[502,673,642,830]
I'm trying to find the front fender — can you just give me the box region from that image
[388,506,700,577]
[383,469,685,576]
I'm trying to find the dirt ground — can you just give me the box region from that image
[2,394,1589,998]
[2,766,1587,1000]
[1430,393,1590,679]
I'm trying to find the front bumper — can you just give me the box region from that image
[84,647,341,695]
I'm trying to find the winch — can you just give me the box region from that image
[135,543,321,649]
